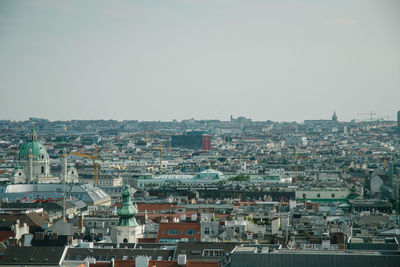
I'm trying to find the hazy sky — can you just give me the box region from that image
[0,0,399,122]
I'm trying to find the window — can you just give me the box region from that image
[202,249,223,257]
[317,194,320,198]
[331,193,335,198]
[41,166,44,173]
[185,230,195,235]
[302,194,306,199]
[168,229,178,235]
[204,227,210,235]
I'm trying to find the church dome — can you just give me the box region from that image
[17,127,49,160]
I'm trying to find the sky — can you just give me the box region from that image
[0,0,399,122]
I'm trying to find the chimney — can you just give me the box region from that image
[135,256,149,267]
[7,238,18,247]
[177,254,187,266]
[49,232,58,240]
[78,215,84,230]
[35,232,44,240]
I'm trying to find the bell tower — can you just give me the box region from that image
[110,182,142,243]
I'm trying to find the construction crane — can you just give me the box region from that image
[291,147,311,183]
[358,112,376,122]
[70,145,102,185]
[153,144,163,167]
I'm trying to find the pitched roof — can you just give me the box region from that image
[0,212,49,228]
[65,247,174,262]
[104,259,219,267]
[0,246,66,265]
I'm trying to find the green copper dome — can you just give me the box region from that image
[18,127,49,160]
[117,182,138,227]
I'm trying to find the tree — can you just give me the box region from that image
[228,175,250,182]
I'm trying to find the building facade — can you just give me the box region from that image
[14,128,52,183]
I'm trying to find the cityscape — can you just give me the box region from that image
[0,113,399,266]
[1,1,400,267]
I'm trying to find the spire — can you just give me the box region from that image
[29,126,38,142]
[117,182,138,226]
[332,111,338,122]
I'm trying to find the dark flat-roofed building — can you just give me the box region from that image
[230,245,400,267]
[0,246,68,267]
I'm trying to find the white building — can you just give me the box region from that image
[296,186,350,202]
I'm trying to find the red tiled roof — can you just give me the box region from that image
[0,231,14,242]
[138,238,156,243]
[113,260,135,267]
[148,260,178,267]
[90,262,110,267]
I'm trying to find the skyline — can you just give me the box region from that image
[0,111,396,123]
[1,0,399,122]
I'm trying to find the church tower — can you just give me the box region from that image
[111,182,142,243]
[117,182,138,227]
[332,111,338,122]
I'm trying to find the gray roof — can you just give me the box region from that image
[174,242,238,261]
[1,201,76,212]
[65,247,174,261]
[0,184,110,205]
[0,246,67,265]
